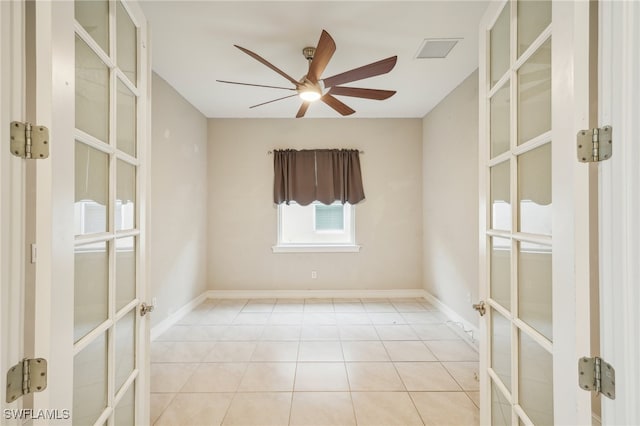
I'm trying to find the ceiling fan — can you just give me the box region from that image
[217,30,398,118]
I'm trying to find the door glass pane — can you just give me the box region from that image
[75,0,109,55]
[518,143,551,235]
[517,1,551,56]
[490,161,511,231]
[490,81,510,157]
[117,80,137,157]
[115,309,136,392]
[117,1,137,84]
[517,39,551,144]
[490,3,510,87]
[519,331,553,426]
[519,241,552,340]
[75,241,108,342]
[73,333,108,425]
[491,309,511,391]
[116,160,136,231]
[491,380,511,426]
[76,36,109,142]
[114,383,135,426]
[116,237,136,311]
[75,143,109,235]
[490,237,511,310]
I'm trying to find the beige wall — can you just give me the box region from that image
[207,118,423,291]
[422,70,479,326]
[149,73,208,326]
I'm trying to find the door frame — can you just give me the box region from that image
[477,0,595,423]
[598,1,640,424]
[1,1,27,422]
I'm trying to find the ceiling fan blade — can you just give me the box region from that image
[330,86,396,100]
[234,45,301,87]
[307,30,336,84]
[216,80,296,91]
[296,102,310,118]
[322,56,398,88]
[249,94,299,109]
[321,94,355,116]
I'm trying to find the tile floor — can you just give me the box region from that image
[151,298,479,426]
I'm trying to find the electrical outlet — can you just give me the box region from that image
[466,292,471,303]
[152,297,157,307]
[311,271,317,279]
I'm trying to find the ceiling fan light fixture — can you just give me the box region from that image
[299,89,322,102]
[298,79,322,102]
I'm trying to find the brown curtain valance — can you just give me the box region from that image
[273,149,365,206]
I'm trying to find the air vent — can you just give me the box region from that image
[415,38,460,59]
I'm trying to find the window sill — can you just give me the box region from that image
[272,244,361,253]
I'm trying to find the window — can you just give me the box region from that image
[314,203,344,232]
[274,201,359,252]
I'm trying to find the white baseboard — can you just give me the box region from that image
[423,291,479,348]
[150,291,209,341]
[206,289,428,300]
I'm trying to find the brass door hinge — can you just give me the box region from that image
[578,356,615,399]
[5,358,48,403]
[577,126,612,163]
[9,121,49,159]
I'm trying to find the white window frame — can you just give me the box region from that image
[273,201,360,253]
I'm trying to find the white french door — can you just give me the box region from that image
[5,1,152,425]
[478,1,595,424]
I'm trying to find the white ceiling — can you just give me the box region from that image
[141,1,489,119]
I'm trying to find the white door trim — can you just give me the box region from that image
[598,1,640,424]
[0,1,26,422]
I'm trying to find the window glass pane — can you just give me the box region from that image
[491,309,511,391]
[114,383,135,426]
[75,0,109,54]
[518,241,552,340]
[280,202,354,245]
[490,237,511,310]
[519,331,553,426]
[491,379,511,426]
[490,81,510,158]
[517,39,551,144]
[116,160,136,231]
[490,161,511,231]
[115,309,135,392]
[315,204,344,231]
[490,3,510,87]
[518,143,551,235]
[73,333,107,425]
[117,1,137,84]
[75,143,108,235]
[116,237,136,311]
[74,241,108,342]
[117,80,137,157]
[76,36,109,143]
[517,1,551,56]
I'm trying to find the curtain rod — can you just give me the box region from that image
[267,150,364,155]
